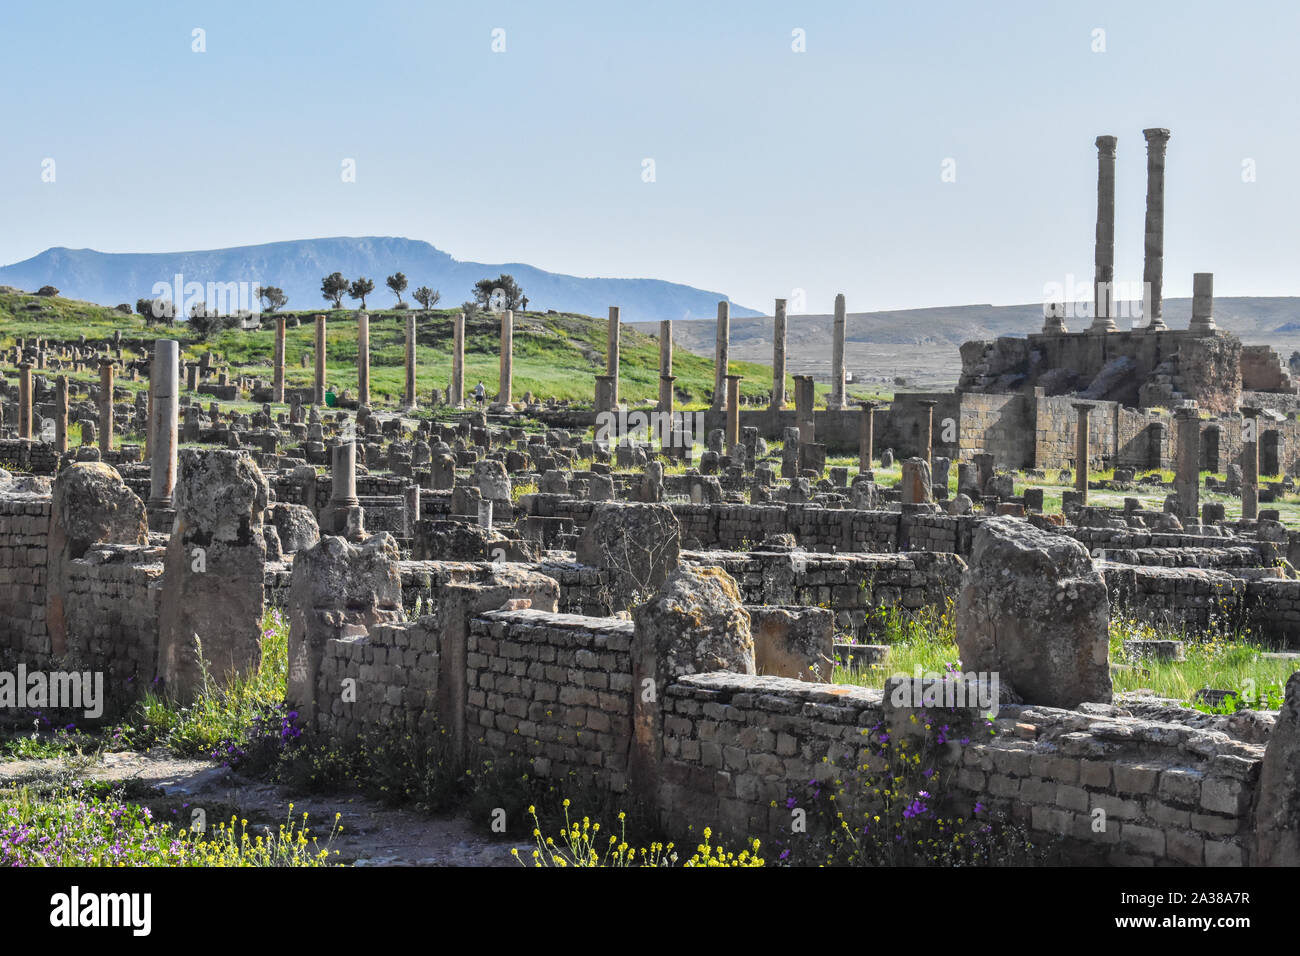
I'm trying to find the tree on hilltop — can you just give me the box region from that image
[348,277,375,310]
[413,286,440,310]
[386,272,408,307]
[321,272,349,308]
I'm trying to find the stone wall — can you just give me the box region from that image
[0,492,50,661]
[655,672,1261,865]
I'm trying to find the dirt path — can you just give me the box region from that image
[0,749,529,867]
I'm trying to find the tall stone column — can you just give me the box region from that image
[725,375,742,451]
[452,312,466,408]
[273,314,286,403]
[713,301,730,411]
[1142,128,1172,330]
[314,313,327,406]
[149,339,179,509]
[98,358,114,453]
[1189,273,1218,335]
[17,362,33,439]
[357,312,370,405]
[659,318,672,376]
[658,374,676,416]
[793,374,816,445]
[607,306,620,407]
[1072,403,1092,504]
[830,293,847,408]
[1174,405,1201,521]
[323,441,362,536]
[1241,405,1260,520]
[771,298,788,410]
[1090,135,1118,332]
[54,375,68,453]
[859,400,877,473]
[917,399,936,471]
[498,309,513,404]
[404,311,417,410]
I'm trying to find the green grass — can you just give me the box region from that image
[830,601,1300,709]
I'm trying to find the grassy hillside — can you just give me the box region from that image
[0,291,783,409]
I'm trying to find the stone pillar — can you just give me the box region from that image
[1189,272,1218,335]
[17,362,33,439]
[725,375,742,451]
[157,449,269,703]
[1242,405,1260,520]
[1173,405,1201,520]
[859,400,877,473]
[1072,403,1092,504]
[273,314,286,403]
[607,306,620,407]
[357,312,370,405]
[323,441,362,535]
[314,313,327,406]
[830,293,847,408]
[452,312,466,407]
[771,298,788,410]
[1142,128,1172,330]
[98,358,114,452]
[712,301,729,411]
[793,374,816,445]
[1042,301,1069,334]
[54,375,68,453]
[404,311,417,410]
[498,309,513,404]
[594,375,615,414]
[1091,135,1118,332]
[149,340,180,509]
[900,458,933,505]
[658,374,676,416]
[186,362,199,391]
[917,399,936,471]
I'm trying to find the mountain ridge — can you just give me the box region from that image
[0,237,763,323]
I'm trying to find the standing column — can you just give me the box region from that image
[498,309,513,404]
[313,313,327,406]
[658,374,676,416]
[859,400,877,473]
[1189,273,1218,335]
[149,339,179,509]
[712,301,729,411]
[54,375,69,453]
[1241,405,1260,520]
[1142,128,1172,330]
[357,312,370,405]
[324,440,361,535]
[658,319,673,413]
[917,399,936,471]
[144,361,154,461]
[771,298,788,410]
[725,374,742,451]
[830,293,847,409]
[17,362,33,439]
[452,312,465,407]
[607,306,620,408]
[1090,135,1118,332]
[793,374,816,444]
[1072,403,1092,504]
[1174,405,1201,521]
[404,311,417,410]
[272,314,286,403]
[98,358,114,453]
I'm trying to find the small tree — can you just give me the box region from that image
[321,272,349,308]
[413,286,440,310]
[386,272,408,307]
[348,277,375,309]
[460,300,480,319]
[256,285,288,313]
[472,273,523,311]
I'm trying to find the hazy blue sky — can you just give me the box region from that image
[1,0,1296,314]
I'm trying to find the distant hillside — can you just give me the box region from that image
[0,237,762,324]
[641,297,1300,391]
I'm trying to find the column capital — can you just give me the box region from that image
[1071,402,1094,415]
[917,399,938,409]
[1240,406,1262,419]
[1143,127,1171,146]
[1095,134,1117,152]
